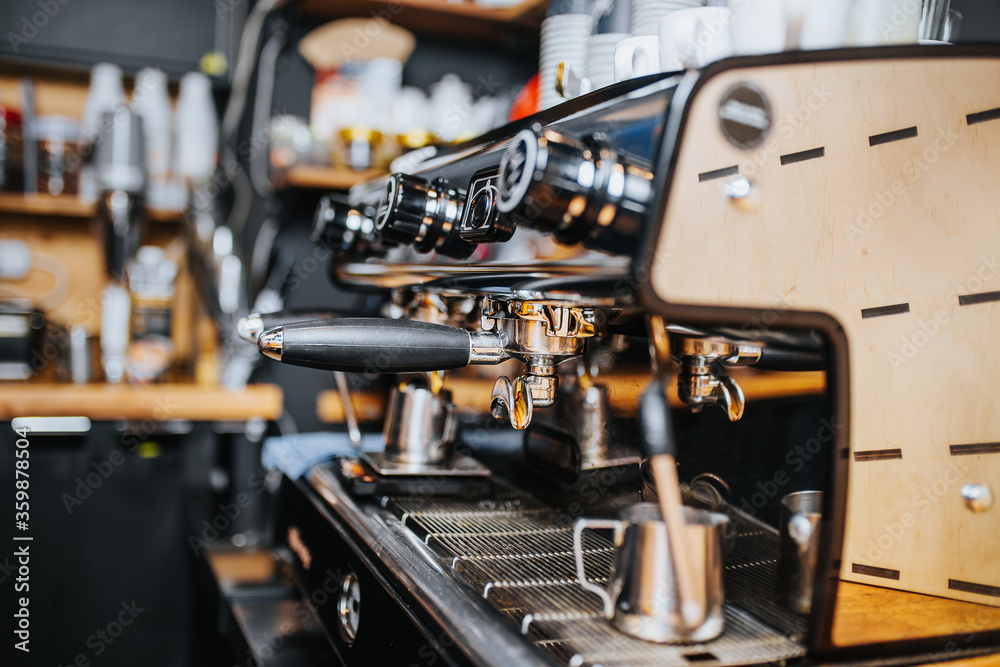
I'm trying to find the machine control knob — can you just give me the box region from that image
[375,173,475,259]
[311,195,381,255]
[496,126,653,254]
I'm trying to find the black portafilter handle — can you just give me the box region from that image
[639,376,676,459]
[257,317,475,373]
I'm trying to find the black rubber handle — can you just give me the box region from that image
[280,318,472,373]
[639,377,675,458]
[755,347,826,372]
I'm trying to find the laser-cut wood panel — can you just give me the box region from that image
[648,54,1000,609]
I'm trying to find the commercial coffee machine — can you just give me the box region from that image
[251,46,1000,665]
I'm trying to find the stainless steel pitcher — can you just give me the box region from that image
[573,503,729,643]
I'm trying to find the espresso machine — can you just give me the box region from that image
[249,46,1000,666]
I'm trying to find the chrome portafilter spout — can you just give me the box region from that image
[671,335,754,422]
[669,329,827,421]
[483,297,605,430]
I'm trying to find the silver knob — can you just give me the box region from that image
[961,484,994,513]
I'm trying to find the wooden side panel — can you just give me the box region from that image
[650,56,1000,608]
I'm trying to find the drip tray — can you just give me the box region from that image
[385,491,807,667]
[361,451,492,476]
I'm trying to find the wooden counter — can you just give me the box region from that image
[0,383,283,421]
[833,581,1000,648]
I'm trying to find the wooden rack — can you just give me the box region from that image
[296,0,547,44]
[0,192,185,222]
[270,164,387,191]
[0,383,283,421]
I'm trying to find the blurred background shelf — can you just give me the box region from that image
[0,192,185,222]
[295,0,548,43]
[271,164,387,191]
[0,383,283,421]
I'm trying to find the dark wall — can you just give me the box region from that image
[951,0,1000,42]
[0,0,228,76]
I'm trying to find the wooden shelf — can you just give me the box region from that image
[316,370,826,422]
[295,0,547,44]
[0,383,283,421]
[0,192,93,218]
[0,192,185,222]
[271,164,387,191]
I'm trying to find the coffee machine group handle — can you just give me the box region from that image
[573,518,625,619]
[257,317,507,373]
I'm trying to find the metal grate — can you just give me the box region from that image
[386,493,806,666]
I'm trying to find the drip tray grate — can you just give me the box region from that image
[385,493,806,666]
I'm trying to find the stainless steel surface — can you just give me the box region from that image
[776,490,823,616]
[335,370,362,449]
[335,261,630,292]
[574,504,728,644]
[307,465,551,666]
[382,382,457,465]
[381,487,806,666]
[469,329,510,364]
[961,483,994,513]
[257,328,282,361]
[920,0,952,40]
[360,451,491,477]
[558,380,642,470]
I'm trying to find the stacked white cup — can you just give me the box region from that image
[586,32,630,91]
[630,0,704,36]
[539,13,594,109]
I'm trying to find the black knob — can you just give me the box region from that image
[375,173,476,259]
[496,127,653,255]
[311,195,383,256]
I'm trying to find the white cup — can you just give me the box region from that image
[799,0,853,49]
[847,0,920,46]
[615,35,674,82]
[616,7,732,81]
[661,8,732,68]
[728,0,787,55]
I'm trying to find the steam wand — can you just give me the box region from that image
[642,315,704,630]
